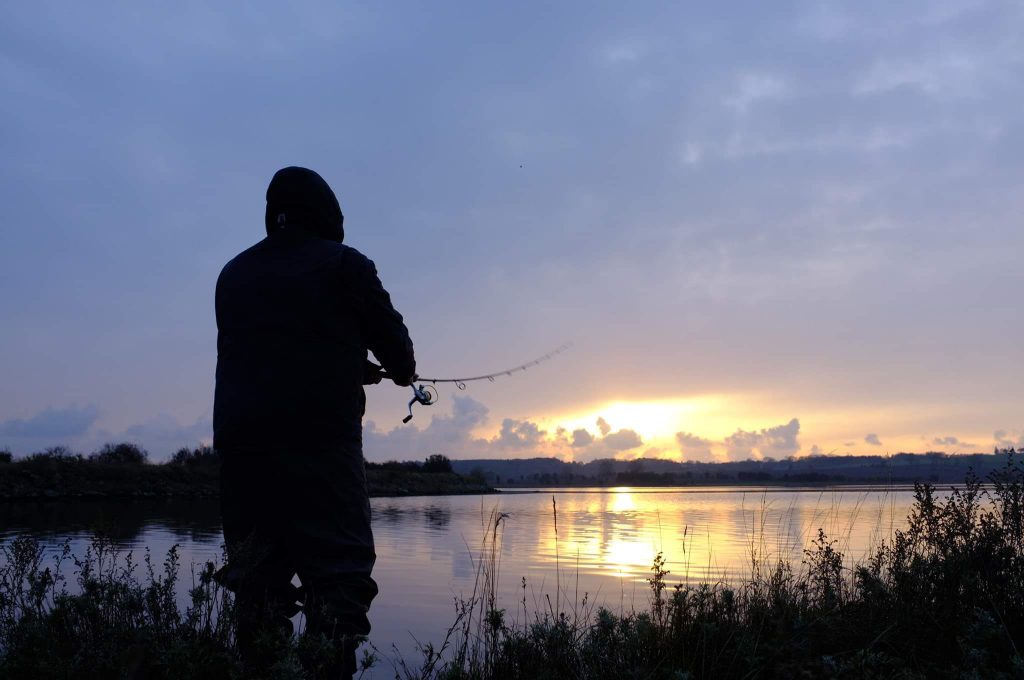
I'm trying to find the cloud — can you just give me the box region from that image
[602,429,643,451]
[864,433,883,446]
[552,415,646,461]
[724,418,801,460]
[0,404,99,439]
[571,426,645,462]
[496,418,546,449]
[0,405,213,458]
[681,142,703,166]
[995,430,1024,450]
[603,43,644,65]
[571,428,594,448]
[364,398,804,465]
[853,53,981,97]
[809,444,824,456]
[119,413,211,457]
[675,431,714,460]
[641,446,666,459]
[364,397,650,462]
[365,395,491,460]
[365,396,561,460]
[931,435,976,450]
[724,73,788,113]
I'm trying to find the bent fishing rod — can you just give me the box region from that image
[380,343,572,423]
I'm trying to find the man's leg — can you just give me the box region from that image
[299,571,379,678]
[291,449,379,678]
[229,550,301,673]
[219,452,303,673]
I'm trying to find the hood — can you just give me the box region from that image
[264,166,345,242]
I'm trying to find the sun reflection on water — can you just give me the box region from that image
[525,486,905,587]
[538,487,725,582]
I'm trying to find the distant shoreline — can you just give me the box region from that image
[497,483,924,494]
[4,446,1018,501]
[0,467,982,502]
[0,459,495,501]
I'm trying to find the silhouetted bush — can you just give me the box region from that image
[90,442,148,465]
[1,449,484,500]
[367,459,423,472]
[169,445,219,468]
[26,446,80,462]
[0,449,11,464]
[0,536,374,678]
[423,454,453,474]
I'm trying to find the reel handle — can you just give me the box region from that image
[403,383,436,423]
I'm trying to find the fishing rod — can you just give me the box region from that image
[382,343,572,423]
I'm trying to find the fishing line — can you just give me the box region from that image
[386,343,572,423]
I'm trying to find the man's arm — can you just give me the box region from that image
[355,256,416,386]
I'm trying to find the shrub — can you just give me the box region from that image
[423,454,453,474]
[0,448,11,464]
[365,459,423,472]
[90,442,148,465]
[0,536,377,678]
[26,446,79,462]
[169,445,219,468]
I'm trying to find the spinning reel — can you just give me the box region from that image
[403,383,438,423]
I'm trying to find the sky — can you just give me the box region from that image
[1,1,1022,462]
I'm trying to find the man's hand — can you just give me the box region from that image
[390,372,417,388]
[365,361,417,387]
[363,361,385,385]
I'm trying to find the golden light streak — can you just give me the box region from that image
[534,489,751,582]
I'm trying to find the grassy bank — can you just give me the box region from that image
[2,455,1024,678]
[0,446,493,499]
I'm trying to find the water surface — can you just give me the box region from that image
[0,486,917,673]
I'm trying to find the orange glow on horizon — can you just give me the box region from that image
[480,393,998,461]
[554,396,726,443]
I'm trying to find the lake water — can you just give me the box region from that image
[0,486,917,674]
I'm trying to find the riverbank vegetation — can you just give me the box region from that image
[2,455,1023,677]
[0,445,491,499]
[452,450,1020,488]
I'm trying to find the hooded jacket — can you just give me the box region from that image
[213,168,415,453]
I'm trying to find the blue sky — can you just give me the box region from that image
[2,1,1022,460]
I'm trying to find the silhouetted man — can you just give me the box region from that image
[214,166,415,677]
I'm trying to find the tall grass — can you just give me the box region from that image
[2,455,1024,678]
[400,455,1024,679]
[0,536,375,679]
[0,535,240,678]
